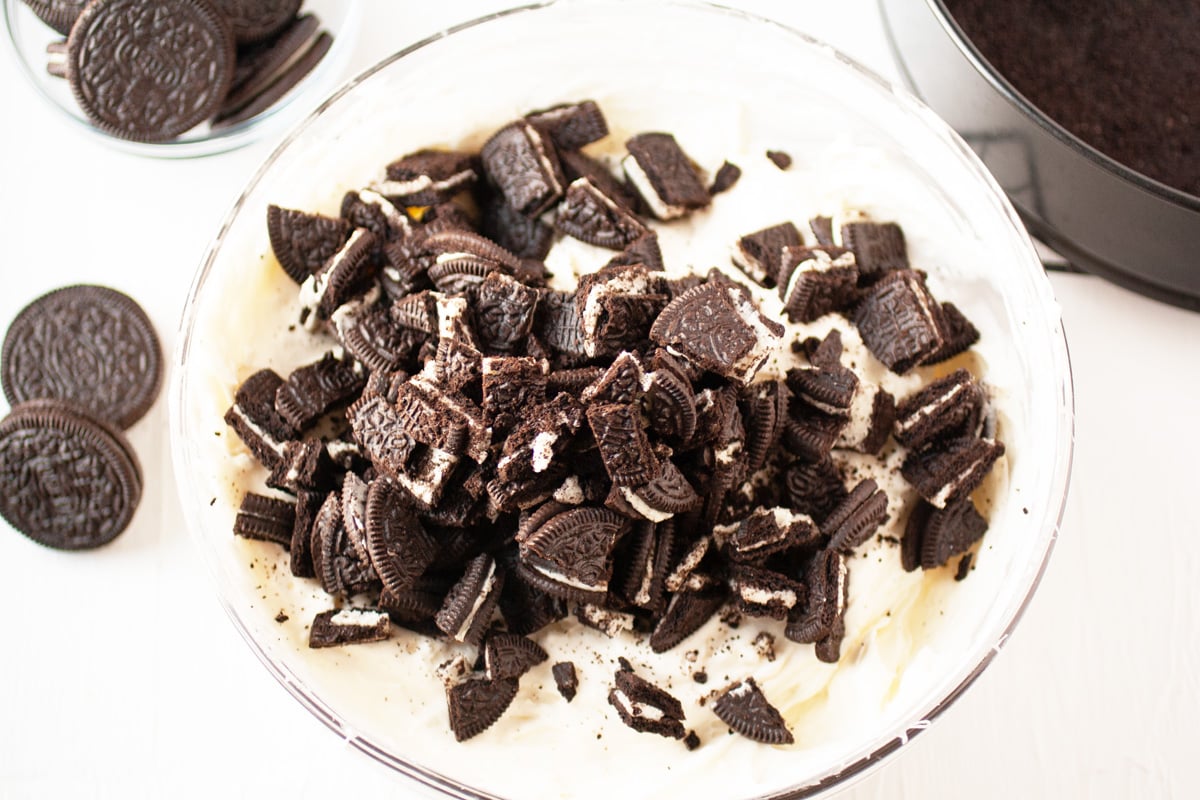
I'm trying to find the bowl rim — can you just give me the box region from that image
[0,0,363,159]
[170,1,1076,797]
[911,0,1200,212]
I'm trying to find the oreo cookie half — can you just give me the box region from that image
[308,607,391,648]
[712,678,794,745]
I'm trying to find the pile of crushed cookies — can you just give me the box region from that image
[226,99,1005,746]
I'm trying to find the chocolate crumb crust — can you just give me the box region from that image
[221,98,1008,749]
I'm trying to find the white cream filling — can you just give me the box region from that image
[330,608,387,628]
[373,169,474,200]
[728,288,784,384]
[610,689,666,722]
[578,604,635,637]
[737,585,798,608]
[553,475,585,505]
[356,188,413,238]
[453,562,498,641]
[531,432,558,473]
[619,487,674,522]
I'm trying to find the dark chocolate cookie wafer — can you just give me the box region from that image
[210,0,301,44]
[219,13,320,117]
[21,0,87,35]
[0,400,142,550]
[2,285,162,429]
[712,678,794,744]
[213,30,331,129]
[67,0,237,143]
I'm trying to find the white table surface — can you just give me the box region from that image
[2,1,1198,798]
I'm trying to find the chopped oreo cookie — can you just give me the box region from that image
[552,661,579,701]
[649,588,727,653]
[555,177,648,250]
[607,668,686,740]
[777,245,859,323]
[902,436,1005,509]
[435,553,504,646]
[732,222,802,288]
[518,506,631,603]
[308,607,391,648]
[709,160,742,195]
[481,119,566,217]
[785,548,848,651]
[852,269,945,374]
[297,228,379,331]
[234,491,297,546]
[729,564,805,620]
[377,149,478,206]
[526,100,609,151]
[893,368,985,450]
[267,204,352,284]
[840,219,908,280]
[364,478,437,596]
[446,675,520,742]
[275,352,365,431]
[622,132,710,220]
[650,277,784,384]
[482,193,555,260]
[712,678,793,745]
[484,630,549,680]
[726,507,820,564]
[903,496,989,571]
[823,479,889,552]
[765,150,792,170]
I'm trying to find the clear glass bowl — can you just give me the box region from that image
[170,1,1074,797]
[2,0,362,158]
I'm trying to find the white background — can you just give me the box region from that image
[1,1,1198,798]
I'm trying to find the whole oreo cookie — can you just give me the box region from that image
[0,400,143,550]
[210,0,301,44]
[2,285,162,429]
[66,0,236,143]
[20,0,88,36]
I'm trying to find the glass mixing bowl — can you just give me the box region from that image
[2,0,362,157]
[171,1,1074,797]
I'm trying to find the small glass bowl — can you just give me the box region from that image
[2,0,362,158]
[171,1,1074,797]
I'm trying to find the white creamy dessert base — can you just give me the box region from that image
[189,97,1034,800]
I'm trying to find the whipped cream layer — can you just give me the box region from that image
[183,19,1055,794]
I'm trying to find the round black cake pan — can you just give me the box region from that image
[879,0,1200,311]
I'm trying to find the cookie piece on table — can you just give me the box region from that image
[308,607,391,648]
[0,400,142,550]
[623,132,709,220]
[67,0,236,142]
[526,100,609,151]
[732,222,803,288]
[712,678,794,745]
[785,548,849,651]
[481,119,566,217]
[709,160,742,195]
[2,285,162,430]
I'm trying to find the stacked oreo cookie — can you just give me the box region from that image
[30,0,333,142]
[226,99,1005,745]
[0,286,162,549]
